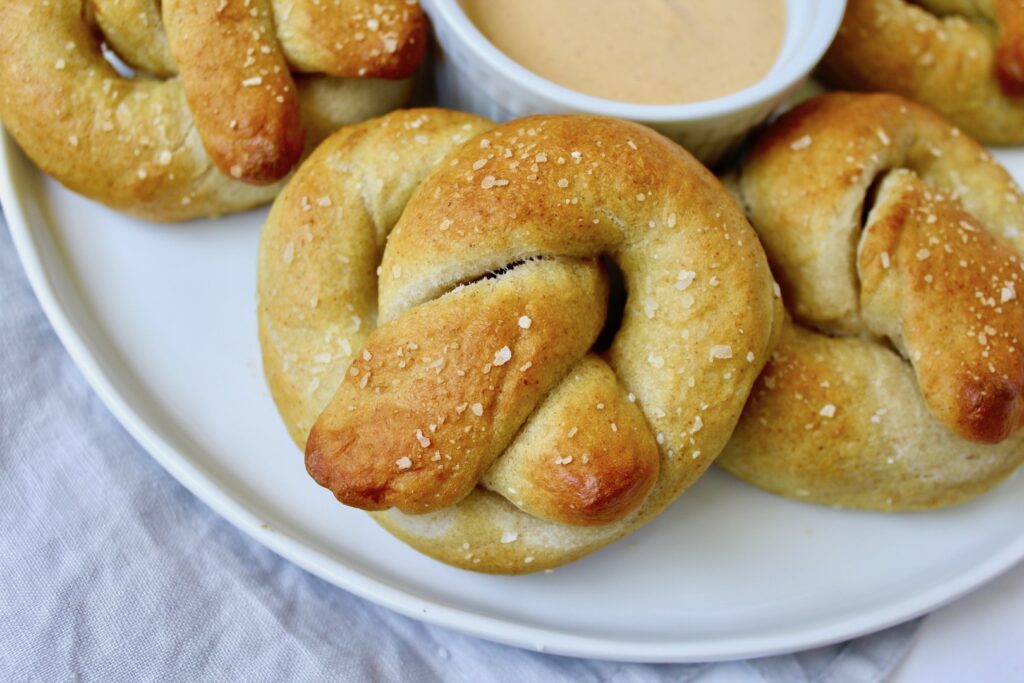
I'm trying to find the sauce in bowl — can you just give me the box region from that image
[459,0,787,105]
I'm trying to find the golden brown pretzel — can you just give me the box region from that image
[719,92,1024,511]
[820,0,1024,144]
[258,109,781,572]
[0,0,424,220]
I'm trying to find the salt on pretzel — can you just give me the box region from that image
[258,109,782,572]
[820,0,1024,145]
[719,92,1024,511]
[0,0,424,221]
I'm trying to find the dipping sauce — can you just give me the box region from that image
[459,0,787,105]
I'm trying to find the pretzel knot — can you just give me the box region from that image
[821,0,1024,144]
[0,0,424,221]
[258,109,780,572]
[720,92,1024,511]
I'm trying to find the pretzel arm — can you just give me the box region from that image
[163,0,304,185]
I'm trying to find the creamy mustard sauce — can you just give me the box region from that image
[459,0,787,105]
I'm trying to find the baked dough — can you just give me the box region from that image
[719,92,1024,511]
[820,0,1024,145]
[0,0,424,221]
[259,109,781,572]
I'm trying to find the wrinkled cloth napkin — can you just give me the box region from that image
[0,216,919,682]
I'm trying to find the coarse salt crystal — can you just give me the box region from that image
[675,270,696,290]
[492,346,512,366]
[790,135,812,151]
[710,345,733,360]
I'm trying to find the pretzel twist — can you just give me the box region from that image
[258,110,781,572]
[720,92,1024,511]
[821,0,1024,145]
[0,0,424,221]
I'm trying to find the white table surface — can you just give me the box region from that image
[692,559,1024,681]
[891,558,1024,682]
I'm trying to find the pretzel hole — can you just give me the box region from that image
[445,254,626,355]
[852,168,895,321]
[856,168,909,359]
[593,256,627,353]
[859,170,890,233]
[463,256,547,285]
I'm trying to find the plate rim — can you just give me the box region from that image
[3,128,1024,663]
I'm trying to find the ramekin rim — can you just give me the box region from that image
[422,0,846,122]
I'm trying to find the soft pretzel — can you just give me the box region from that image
[258,109,781,573]
[719,92,1024,511]
[0,0,424,221]
[820,0,1024,145]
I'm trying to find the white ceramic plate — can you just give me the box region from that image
[3,129,1024,663]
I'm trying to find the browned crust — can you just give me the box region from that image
[487,356,661,527]
[272,0,427,79]
[88,0,177,77]
[260,110,780,572]
[820,0,1024,144]
[997,0,1024,94]
[719,320,1024,511]
[859,171,1024,442]
[724,91,1024,510]
[306,259,610,514]
[163,0,304,185]
[0,0,421,219]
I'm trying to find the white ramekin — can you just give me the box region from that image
[421,0,846,167]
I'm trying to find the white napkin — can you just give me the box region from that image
[0,216,918,682]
